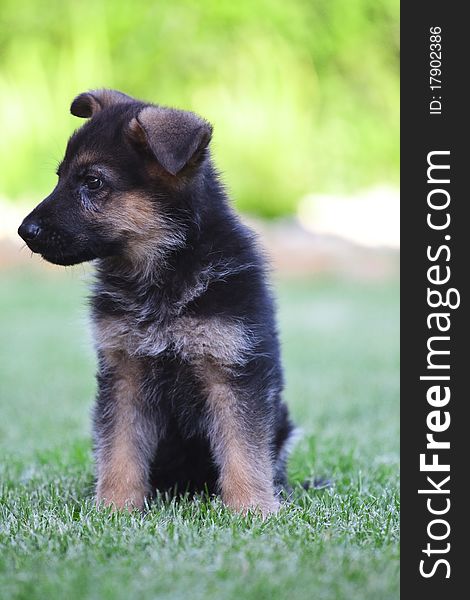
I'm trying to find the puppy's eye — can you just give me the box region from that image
[84,175,103,191]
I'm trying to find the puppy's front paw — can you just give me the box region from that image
[95,487,146,512]
[223,491,280,518]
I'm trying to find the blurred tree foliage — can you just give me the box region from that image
[0,0,398,217]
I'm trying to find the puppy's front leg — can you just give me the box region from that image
[93,353,157,511]
[203,367,279,517]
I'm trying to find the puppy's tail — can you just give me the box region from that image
[301,476,332,491]
[280,477,332,501]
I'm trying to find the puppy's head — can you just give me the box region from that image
[18,89,213,266]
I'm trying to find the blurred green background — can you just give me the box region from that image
[0,0,399,217]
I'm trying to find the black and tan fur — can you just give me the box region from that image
[18,89,295,516]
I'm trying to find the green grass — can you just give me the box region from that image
[0,268,399,599]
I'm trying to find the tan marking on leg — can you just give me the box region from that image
[201,362,279,517]
[95,354,148,511]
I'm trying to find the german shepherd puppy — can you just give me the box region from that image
[18,89,294,515]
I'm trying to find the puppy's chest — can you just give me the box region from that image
[93,312,250,366]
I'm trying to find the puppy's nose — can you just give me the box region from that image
[18,220,41,242]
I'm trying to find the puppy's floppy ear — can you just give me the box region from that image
[70,89,134,118]
[128,106,213,176]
